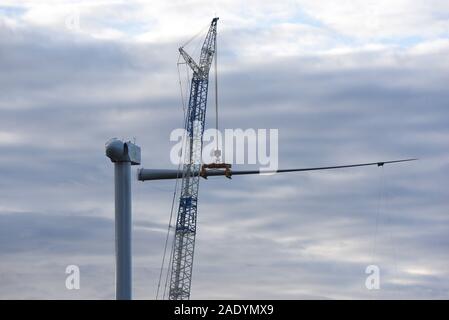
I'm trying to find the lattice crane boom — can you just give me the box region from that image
[168,17,219,300]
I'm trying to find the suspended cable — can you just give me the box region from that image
[155,168,180,300]
[370,165,385,267]
[163,107,192,300]
[214,33,220,161]
[181,22,210,48]
[382,169,400,297]
[156,56,192,300]
[185,57,191,110]
[177,56,187,113]
[162,237,174,299]
[156,108,188,300]
[163,79,191,300]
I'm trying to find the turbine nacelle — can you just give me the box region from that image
[106,138,141,165]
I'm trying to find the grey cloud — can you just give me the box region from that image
[0,19,448,299]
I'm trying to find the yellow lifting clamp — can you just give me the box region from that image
[200,163,232,179]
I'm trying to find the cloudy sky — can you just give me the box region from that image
[0,0,448,299]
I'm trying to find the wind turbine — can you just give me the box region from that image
[105,17,416,300]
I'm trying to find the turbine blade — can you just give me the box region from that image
[138,159,417,181]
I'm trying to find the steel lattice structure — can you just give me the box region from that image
[168,17,219,300]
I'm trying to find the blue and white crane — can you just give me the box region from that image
[106,17,416,300]
[168,17,219,300]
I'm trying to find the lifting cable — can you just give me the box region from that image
[214,33,220,161]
